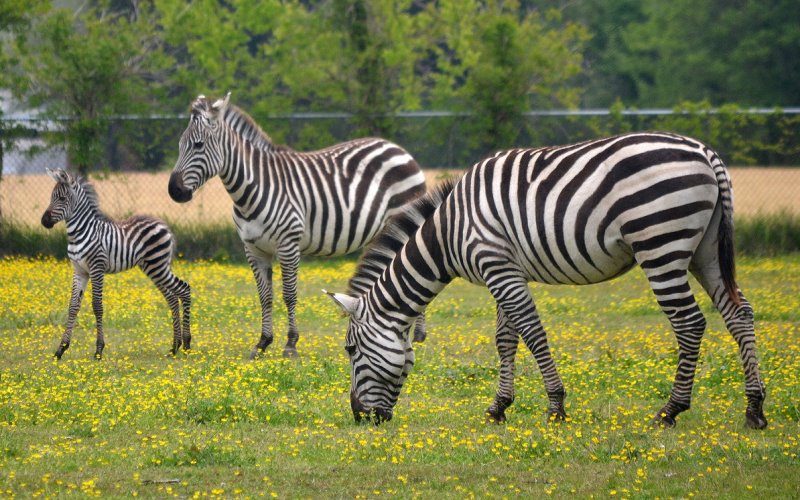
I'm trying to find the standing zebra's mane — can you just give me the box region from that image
[346,177,460,297]
[190,95,294,153]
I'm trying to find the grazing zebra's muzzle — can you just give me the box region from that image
[351,392,393,424]
[41,210,56,229]
[168,172,193,203]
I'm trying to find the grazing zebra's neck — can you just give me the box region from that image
[361,189,458,328]
[347,179,458,298]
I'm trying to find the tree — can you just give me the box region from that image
[424,0,588,157]
[4,2,170,173]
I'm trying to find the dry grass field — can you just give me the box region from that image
[1,168,798,228]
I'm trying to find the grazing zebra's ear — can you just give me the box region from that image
[323,290,360,317]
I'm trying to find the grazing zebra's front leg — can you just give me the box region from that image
[486,306,520,423]
[278,242,301,358]
[89,267,106,360]
[55,271,89,359]
[485,271,567,422]
[246,247,275,360]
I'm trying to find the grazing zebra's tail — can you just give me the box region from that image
[709,151,740,306]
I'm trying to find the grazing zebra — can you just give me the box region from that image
[168,93,426,358]
[327,132,768,429]
[41,169,191,359]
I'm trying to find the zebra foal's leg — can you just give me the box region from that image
[485,306,520,423]
[89,268,107,359]
[142,260,187,355]
[278,242,301,357]
[55,271,89,359]
[246,247,275,359]
[486,272,566,422]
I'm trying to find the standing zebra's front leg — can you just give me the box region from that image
[246,247,275,360]
[485,271,567,422]
[278,242,301,358]
[55,271,89,359]
[486,306,520,423]
[89,267,107,360]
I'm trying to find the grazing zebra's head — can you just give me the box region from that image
[168,93,231,203]
[328,292,415,424]
[41,168,77,228]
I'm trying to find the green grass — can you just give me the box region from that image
[0,255,798,497]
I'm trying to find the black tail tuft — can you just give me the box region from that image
[718,202,740,305]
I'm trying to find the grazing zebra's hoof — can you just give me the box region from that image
[485,410,507,424]
[651,413,677,429]
[249,348,265,360]
[547,409,567,424]
[282,346,298,358]
[745,412,768,430]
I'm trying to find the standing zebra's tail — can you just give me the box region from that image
[709,151,741,306]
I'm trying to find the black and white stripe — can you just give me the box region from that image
[328,132,767,429]
[42,169,191,359]
[168,93,426,358]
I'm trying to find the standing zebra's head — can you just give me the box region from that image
[327,292,415,424]
[41,168,77,228]
[168,92,231,203]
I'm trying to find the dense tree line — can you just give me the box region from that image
[1,0,798,173]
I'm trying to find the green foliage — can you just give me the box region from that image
[4,3,172,173]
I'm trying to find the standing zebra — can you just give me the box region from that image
[327,132,768,429]
[41,169,191,359]
[168,93,426,358]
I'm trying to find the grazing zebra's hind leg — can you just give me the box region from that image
[55,271,89,359]
[485,306,520,423]
[689,231,767,428]
[637,252,707,427]
[485,270,567,422]
[278,242,301,358]
[246,247,275,359]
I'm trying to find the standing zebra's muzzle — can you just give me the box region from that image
[168,171,193,203]
[41,210,56,229]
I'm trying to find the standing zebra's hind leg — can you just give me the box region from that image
[246,248,275,359]
[142,260,192,356]
[412,315,427,343]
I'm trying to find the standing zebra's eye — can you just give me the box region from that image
[344,344,356,356]
[193,141,204,150]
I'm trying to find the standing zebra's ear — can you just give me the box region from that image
[323,290,360,316]
[212,92,231,115]
[47,168,71,184]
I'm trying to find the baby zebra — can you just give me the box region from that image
[41,169,191,359]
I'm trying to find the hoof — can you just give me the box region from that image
[282,346,298,358]
[651,413,677,429]
[412,332,426,343]
[547,410,567,424]
[249,348,265,360]
[485,410,507,424]
[745,412,768,430]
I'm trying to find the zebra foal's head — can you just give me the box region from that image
[41,168,77,228]
[327,291,415,424]
[168,92,230,203]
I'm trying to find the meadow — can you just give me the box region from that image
[0,255,798,498]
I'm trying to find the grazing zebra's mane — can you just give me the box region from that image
[346,177,459,297]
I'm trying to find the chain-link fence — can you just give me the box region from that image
[1,110,799,230]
